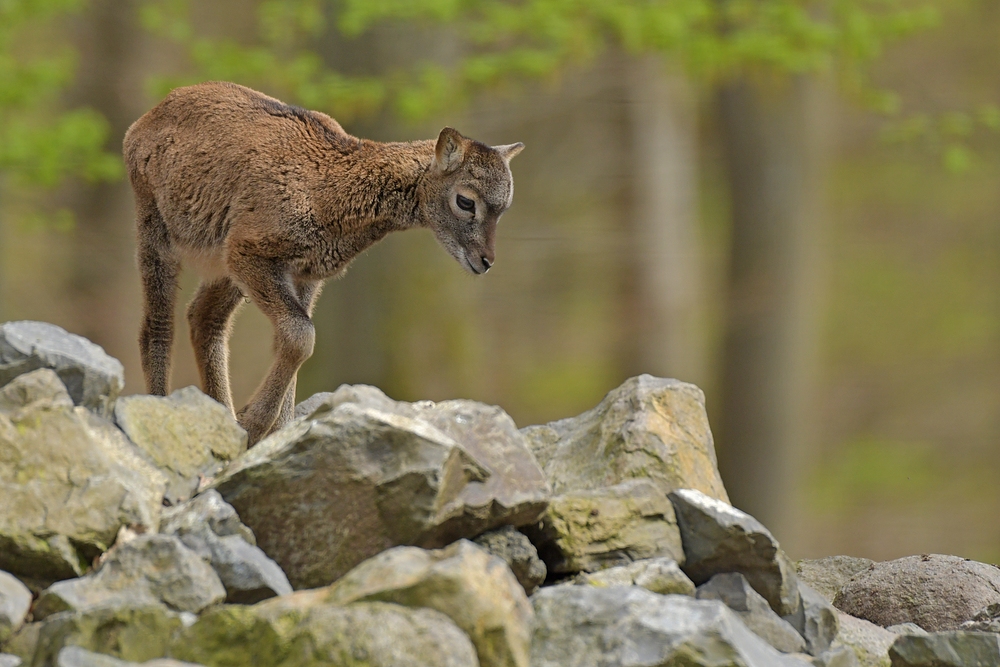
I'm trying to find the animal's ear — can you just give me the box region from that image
[494,142,524,162]
[432,127,467,173]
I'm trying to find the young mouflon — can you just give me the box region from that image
[123,81,523,445]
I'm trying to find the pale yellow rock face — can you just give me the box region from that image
[522,375,728,502]
[326,540,532,667]
[0,370,166,584]
[114,387,247,504]
[521,375,727,575]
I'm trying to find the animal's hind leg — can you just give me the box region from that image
[275,280,323,428]
[187,277,244,414]
[136,200,180,396]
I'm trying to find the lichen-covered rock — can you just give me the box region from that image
[1,622,39,663]
[525,479,684,574]
[473,526,546,596]
[521,375,728,501]
[326,540,531,667]
[0,321,124,418]
[576,557,695,596]
[0,370,166,585]
[56,647,205,667]
[531,585,811,667]
[0,571,31,644]
[832,611,896,667]
[114,388,247,504]
[213,396,533,588]
[669,488,800,616]
[783,582,840,656]
[170,598,479,667]
[696,572,806,653]
[160,492,290,604]
[31,606,193,666]
[834,554,1000,631]
[888,631,1000,667]
[797,556,874,603]
[34,535,225,619]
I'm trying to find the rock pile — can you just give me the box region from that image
[1,321,998,667]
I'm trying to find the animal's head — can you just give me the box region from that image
[418,127,523,274]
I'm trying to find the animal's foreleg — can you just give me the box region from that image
[276,280,324,427]
[187,277,244,414]
[232,253,315,446]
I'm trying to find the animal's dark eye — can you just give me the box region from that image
[456,194,475,213]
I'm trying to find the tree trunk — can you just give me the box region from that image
[62,0,146,388]
[622,57,705,384]
[714,76,830,543]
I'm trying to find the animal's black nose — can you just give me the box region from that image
[481,256,493,272]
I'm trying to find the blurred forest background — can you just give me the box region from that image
[1,0,998,563]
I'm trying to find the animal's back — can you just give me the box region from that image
[124,81,352,255]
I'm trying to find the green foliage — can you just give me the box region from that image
[139,0,940,121]
[882,105,1000,173]
[0,0,122,188]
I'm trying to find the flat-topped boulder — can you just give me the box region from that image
[114,388,247,504]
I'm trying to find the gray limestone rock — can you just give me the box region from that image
[0,655,21,667]
[0,370,167,585]
[531,585,811,667]
[158,490,255,546]
[172,599,478,667]
[784,582,840,655]
[214,393,542,588]
[34,535,226,619]
[888,631,1000,667]
[0,571,31,644]
[669,487,801,616]
[114,388,247,504]
[160,491,291,604]
[0,321,124,418]
[473,526,546,596]
[697,572,806,654]
[577,556,696,596]
[887,624,929,636]
[960,603,1000,633]
[56,647,205,667]
[833,611,897,667]
[327,540,532,667]
[524,478,685,574]
[834,554,1000,631]
[297,385,550,536]
[797,556,875,603]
